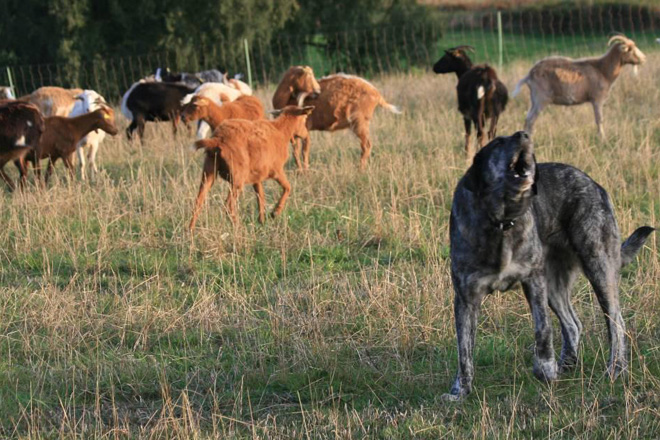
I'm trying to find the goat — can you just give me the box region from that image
[188,105,315,230]
[122,82,196,141]
[69,90,109,180]
[512,35,646,136]
[19,86,84,117]
[273,66,401,170]
[0,87,14,100]
[181,95,265,133]
[26,107,118,183]
[0,101,44,190]
[156,68,229,88]
[180,82,252,139]
[433,46,509,155]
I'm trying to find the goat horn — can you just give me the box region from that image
[608,35,630,46]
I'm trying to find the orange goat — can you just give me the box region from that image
[180,95,265,131]
[189,105,315,230]
[26,107,119,183]
[273,67,400,170]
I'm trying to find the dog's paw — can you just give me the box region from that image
[440,392,463,402]
[533,358,558,382]
[607,360,628,380]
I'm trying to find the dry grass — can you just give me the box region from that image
[0,53,659,438]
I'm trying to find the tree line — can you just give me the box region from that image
[0,0,439,77]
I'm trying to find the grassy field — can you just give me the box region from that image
[1,53,660,438]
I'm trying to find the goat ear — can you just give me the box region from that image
[269,109,284,117]
[301,106,315,115]
[75,94,85,101]
[463,153,485,194]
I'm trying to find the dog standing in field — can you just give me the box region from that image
[446,131,654,400]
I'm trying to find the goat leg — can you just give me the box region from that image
[592,101,605,138]
[253,182,266,224]
[189,166,216,231]
[487,115,499,141]
[225,184,243,225]
[291,137,303,171]
[463,118,472,155]
[271,171,291,218]
[62,154,76,182]
[302,132,312,170]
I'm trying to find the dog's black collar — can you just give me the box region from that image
[490,218,517,231]
[495,220,516,231]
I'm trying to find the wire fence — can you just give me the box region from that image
[2,3,659,103]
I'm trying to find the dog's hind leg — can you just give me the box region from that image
[546,256,582,372]
[581,255,627,379]
[522,276,558,382]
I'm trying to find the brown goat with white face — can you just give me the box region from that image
[273,67,401,170]
[512,35,646,137]
[180,95,265,132]
[189,106,314,230]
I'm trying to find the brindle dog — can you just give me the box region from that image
[446,131,654,400]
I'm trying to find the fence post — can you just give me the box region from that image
[497,10,503,70]
[244,39,253,89]
[6,66,16,98]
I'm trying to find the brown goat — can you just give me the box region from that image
[189,105,315,230]
[273,67,401,170]
[180,95,265,132]
[0,101,44,190]
[26,107,119,183]
[20,86,84,117]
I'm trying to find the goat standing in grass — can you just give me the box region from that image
[433,46,508,156]
[26,107,118,184]
[513,35,646,137]
[0,101,44,190]
[188,106,314,230]
[273,66,400,171]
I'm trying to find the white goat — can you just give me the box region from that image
[512,35,646,137]
[181,82,253,139]
[69,90,109,180]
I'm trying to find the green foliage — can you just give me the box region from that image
[0,0,298,74]
[279,0,441,74]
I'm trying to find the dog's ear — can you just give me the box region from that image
[463,152,485,194]
[531,154,539,195]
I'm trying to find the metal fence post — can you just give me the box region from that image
[244,39,253,89]
[497,10,503,70]
[6,66,16,97]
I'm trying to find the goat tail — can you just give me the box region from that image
[620,226,655,267]
[378,96,402,114]
[511,75,529,98]
[193,138,220,153]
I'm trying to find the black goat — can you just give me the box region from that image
[434,46,508,155]
[0,101,44,190]
[122,82,196,141]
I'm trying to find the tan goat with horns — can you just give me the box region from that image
[512,35,646,137]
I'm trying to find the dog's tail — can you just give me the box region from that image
[621,226,655,267]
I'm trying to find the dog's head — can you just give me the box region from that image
[462,131,538,225]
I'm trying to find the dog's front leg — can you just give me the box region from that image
[444,284,486,401]
[522,276,558,382]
